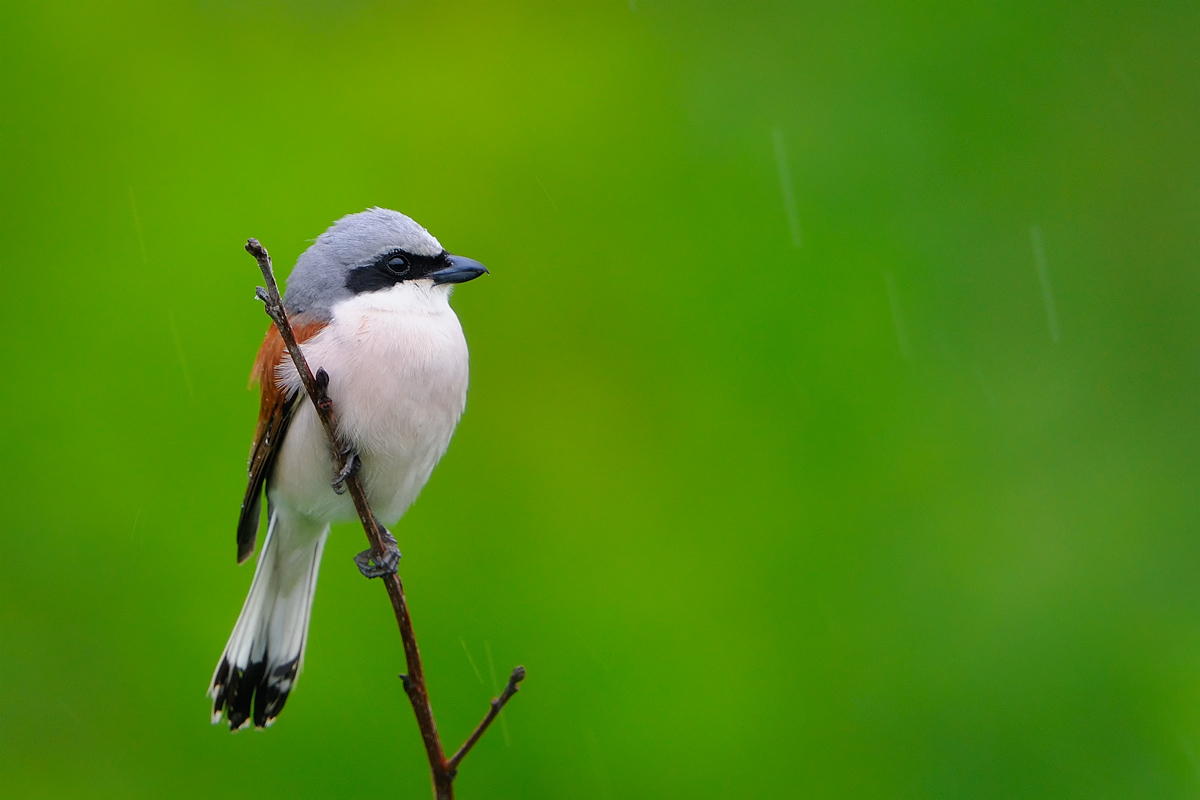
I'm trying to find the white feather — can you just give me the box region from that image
[209,278,470,726]
[273,279,470,524]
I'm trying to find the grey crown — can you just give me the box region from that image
[283,207,443,321]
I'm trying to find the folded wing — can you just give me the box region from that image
[236,320,326,563]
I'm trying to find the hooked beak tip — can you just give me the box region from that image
[431,254,488,285]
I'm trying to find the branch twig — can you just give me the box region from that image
[245,238,523,800]
[448,666,526,772]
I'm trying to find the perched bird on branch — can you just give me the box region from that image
[209,208,488,730]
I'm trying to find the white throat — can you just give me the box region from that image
[334,280,454,316]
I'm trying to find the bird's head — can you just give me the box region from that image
[282,207,487,319]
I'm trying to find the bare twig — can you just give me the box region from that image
[448,667,526,772]
[245,238,523,800]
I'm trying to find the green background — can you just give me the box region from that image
[2,1,1199,797]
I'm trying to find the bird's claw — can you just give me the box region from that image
[354,527,400,578]
[331,448,360,494]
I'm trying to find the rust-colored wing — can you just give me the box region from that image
[236,320,325,563]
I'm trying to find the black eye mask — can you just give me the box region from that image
[344,248,453,294]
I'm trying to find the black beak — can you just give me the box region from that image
[430,254,489,285]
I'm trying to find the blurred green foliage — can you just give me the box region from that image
[2,1,1200,797]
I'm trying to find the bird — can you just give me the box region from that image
[208,207,488,731]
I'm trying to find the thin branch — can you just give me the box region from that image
[448,667,526,772]
[244,238,523,800]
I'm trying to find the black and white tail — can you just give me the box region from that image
[209,509,329,730]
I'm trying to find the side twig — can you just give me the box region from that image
[245,238,523,800]
[448,666,526,773]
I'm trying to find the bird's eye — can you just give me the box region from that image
[385,255,409,275]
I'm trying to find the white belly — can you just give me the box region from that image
[268,282,470,525]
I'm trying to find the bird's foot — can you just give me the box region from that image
[331,447,360,495]
[354,527,400,578]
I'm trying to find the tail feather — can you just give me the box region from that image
[210,508,328,730]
